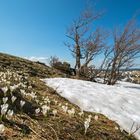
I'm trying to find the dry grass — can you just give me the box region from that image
[0,52,138,140]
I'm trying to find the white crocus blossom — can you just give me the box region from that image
[78,110,84,116]
[87,115,92,122]
[84,115,92,134]
[35,108,40,114]
[35,99,39,104]
[7,110,14,118]
[84,119,90,134]
[30,92,37,99]
[68,108,75,117]
[0,124,5,134]
[2,97,8,104]
[94,115,98,121]
[120,127,124,132]
[1,87,8,93]
[10,85,17,92]
[52,109,57,117]
[44,97,50,104]
[20,100,25,108]
[61,105,68,113]
[115,126,119,130]
[41,105,50,116]
[1,104,9,115]
[11,96,17,103]
[53,99,58,105]
[20,89,26,95]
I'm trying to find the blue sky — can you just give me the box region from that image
[0,0,140,67]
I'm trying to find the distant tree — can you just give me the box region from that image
[104,19,140,85]
[65,6,105,77]
[49,56,71,74]
[49,56,60,67]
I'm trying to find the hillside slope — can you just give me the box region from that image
[0,52,61,78]
[45,78,140,140]
[0,52,137,140]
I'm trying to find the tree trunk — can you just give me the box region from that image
[75,32,81,77]
[75,45,81,77]
[76,45,81,69]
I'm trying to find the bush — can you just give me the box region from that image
[49,56,71,75]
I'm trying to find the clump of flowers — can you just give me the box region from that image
[1,103,9,116]
[0,70,38,121]
[41,105,50,116]
[43,96,51,105]
[68,108,75,117]
[61,104,68,113]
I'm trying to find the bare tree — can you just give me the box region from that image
[81,28,107,74]
[65,6,104,77]
[104,19,140,85]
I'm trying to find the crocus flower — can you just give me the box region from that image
[2,97,8,104]
[94,115,98,121]
[52,109,57,117]
[20,100,25,108]
[84,120,90,134]
[68,108,75,117]
[1,87,8,93]
[0,124,5,134]
[11,96,17,103]
[7,109,14,118]
[41,105,50,116]
[35,108,40,114]
[1,103,9,115]
[62,105,68,113]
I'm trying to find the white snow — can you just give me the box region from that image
[44,78,140,139]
